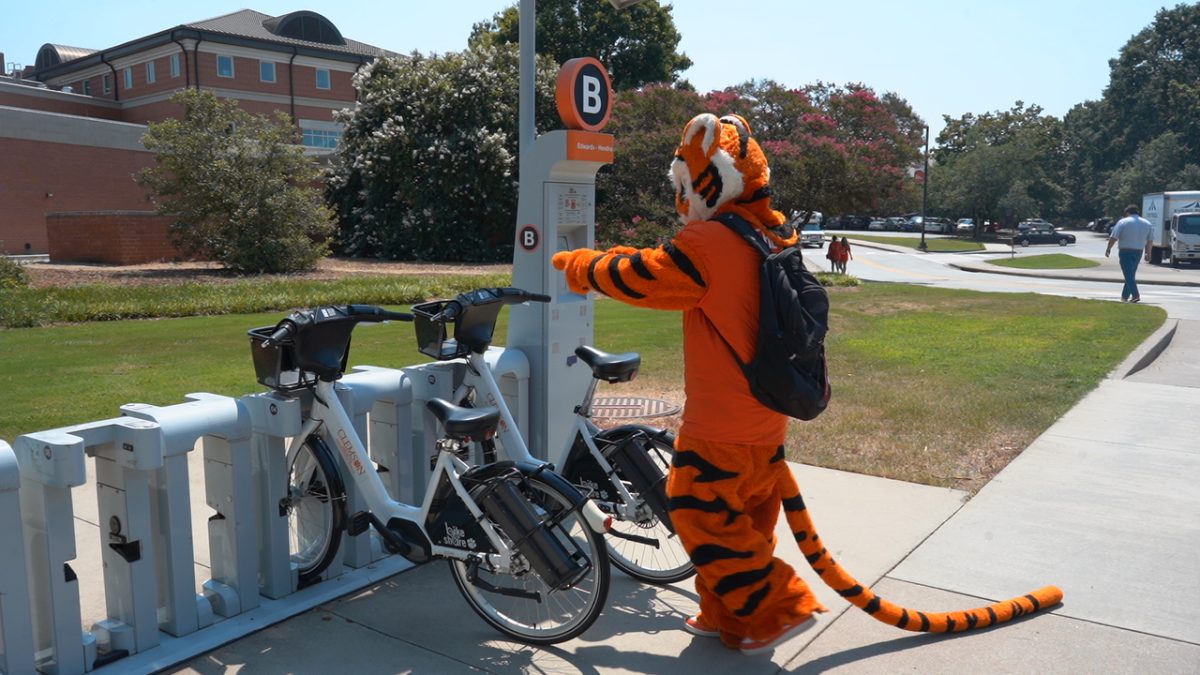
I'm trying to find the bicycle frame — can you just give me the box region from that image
[288,379,520,570]
[451,352,643,519]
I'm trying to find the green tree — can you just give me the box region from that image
[138,89,331,273]
[1062,3,1200,219]
[932,103,1067,227]
[596,83,705,246]
[596,80,923,246]
[326,47,559,261]
[1100,131,1200,212]
[469,0,692,90]
[1103,3,1200,160]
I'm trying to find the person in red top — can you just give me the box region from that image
[553,113,825,654]
[825,237,843,272]
[836,236,853,274]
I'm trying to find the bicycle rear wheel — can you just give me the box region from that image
[285,434,346,586]
[594,427,694,584]
[450,471,609,645]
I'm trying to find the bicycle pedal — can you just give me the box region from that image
[347,511,372,536]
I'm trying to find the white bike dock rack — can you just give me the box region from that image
[0,352,529,674]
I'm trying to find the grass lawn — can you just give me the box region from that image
[0,283,1163,493]
[0,273,511,328]
[845,235,984,252]
[988,253,1100,269]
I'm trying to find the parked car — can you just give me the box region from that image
[1014,226,1076,247]
[868,219,887,231]
[800,222,825,248]
[1088,217,1113,233]
[830,214,870,230]
[955,218,976,234]
[923,217,954,234]
[886,216,908,231]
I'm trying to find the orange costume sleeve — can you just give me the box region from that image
[551,239,708,311]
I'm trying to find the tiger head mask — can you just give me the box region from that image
[669,113,794,245]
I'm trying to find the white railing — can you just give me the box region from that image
[0,350,527,674]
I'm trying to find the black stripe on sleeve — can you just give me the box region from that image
[662,243,706,288]
[629,252,656,280]
[607,256,646,299]
[586,256,608,297]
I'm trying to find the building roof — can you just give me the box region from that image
[183,10,386,58]
[33,8,392,80]
[35,45,98,70]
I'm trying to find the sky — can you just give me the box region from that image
[0,0,1179,142]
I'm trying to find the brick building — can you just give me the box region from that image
[0,9,389,261]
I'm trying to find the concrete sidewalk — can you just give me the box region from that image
[89,252,1182,673]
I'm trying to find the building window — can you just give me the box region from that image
[302,127,342,149]
[170,53,181,78]
[124,67,133,90]
[82,80,91,95]
[260,61,276,83]
[217,55,234,78]
[315,68,331,90]
[146,61,156,84]
[102,73,112,94]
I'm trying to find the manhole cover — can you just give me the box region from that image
[591,396,681,419]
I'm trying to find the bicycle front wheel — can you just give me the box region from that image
[595,427,695,584]
[450,472,610,645]
[286,434,346,587]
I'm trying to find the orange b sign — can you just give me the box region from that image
[556,57,613,132]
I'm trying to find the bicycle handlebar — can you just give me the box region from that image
[264,320,297,346]
[345,304,414,323]
[260,304,412,347]
[441,287,550,321]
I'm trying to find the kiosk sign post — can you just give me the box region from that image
[508,57,614,458]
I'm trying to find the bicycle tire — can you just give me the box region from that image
[449,470,610,645]
[591,427,695,585]
[286,434,346,587]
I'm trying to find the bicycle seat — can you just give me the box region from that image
[575,345,641,383]
[426,398,500,440]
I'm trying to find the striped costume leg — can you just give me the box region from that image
[667,435,827,648]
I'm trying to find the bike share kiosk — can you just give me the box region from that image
[509,57,615,457]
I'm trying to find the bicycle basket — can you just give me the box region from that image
[248,326,316,391]
[412,300,469,360]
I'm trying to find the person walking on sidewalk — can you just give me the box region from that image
[825,237,842,273]
[837,237,853,274]
[1105,204,1153,303]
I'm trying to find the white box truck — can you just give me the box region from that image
[1142,191,1200,266]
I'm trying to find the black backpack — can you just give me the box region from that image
[713,212,831,421]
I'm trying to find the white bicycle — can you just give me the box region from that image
[249,302,610,644]
[413,287,694,584]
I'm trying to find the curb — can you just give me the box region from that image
[947,261,1200,288]
[1108,318,1178,380]
[837,235,1200,288]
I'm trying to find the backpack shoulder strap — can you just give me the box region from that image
[714,212,771,258]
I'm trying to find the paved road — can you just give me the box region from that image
[830,233,1200,320]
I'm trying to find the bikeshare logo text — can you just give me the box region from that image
[442,525,476,549]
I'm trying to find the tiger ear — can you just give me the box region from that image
[719,114,753,138]
[680,113,721,156]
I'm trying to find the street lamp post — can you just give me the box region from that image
[918,124,929,252]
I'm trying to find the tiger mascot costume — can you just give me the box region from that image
[552,112,1062,653]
